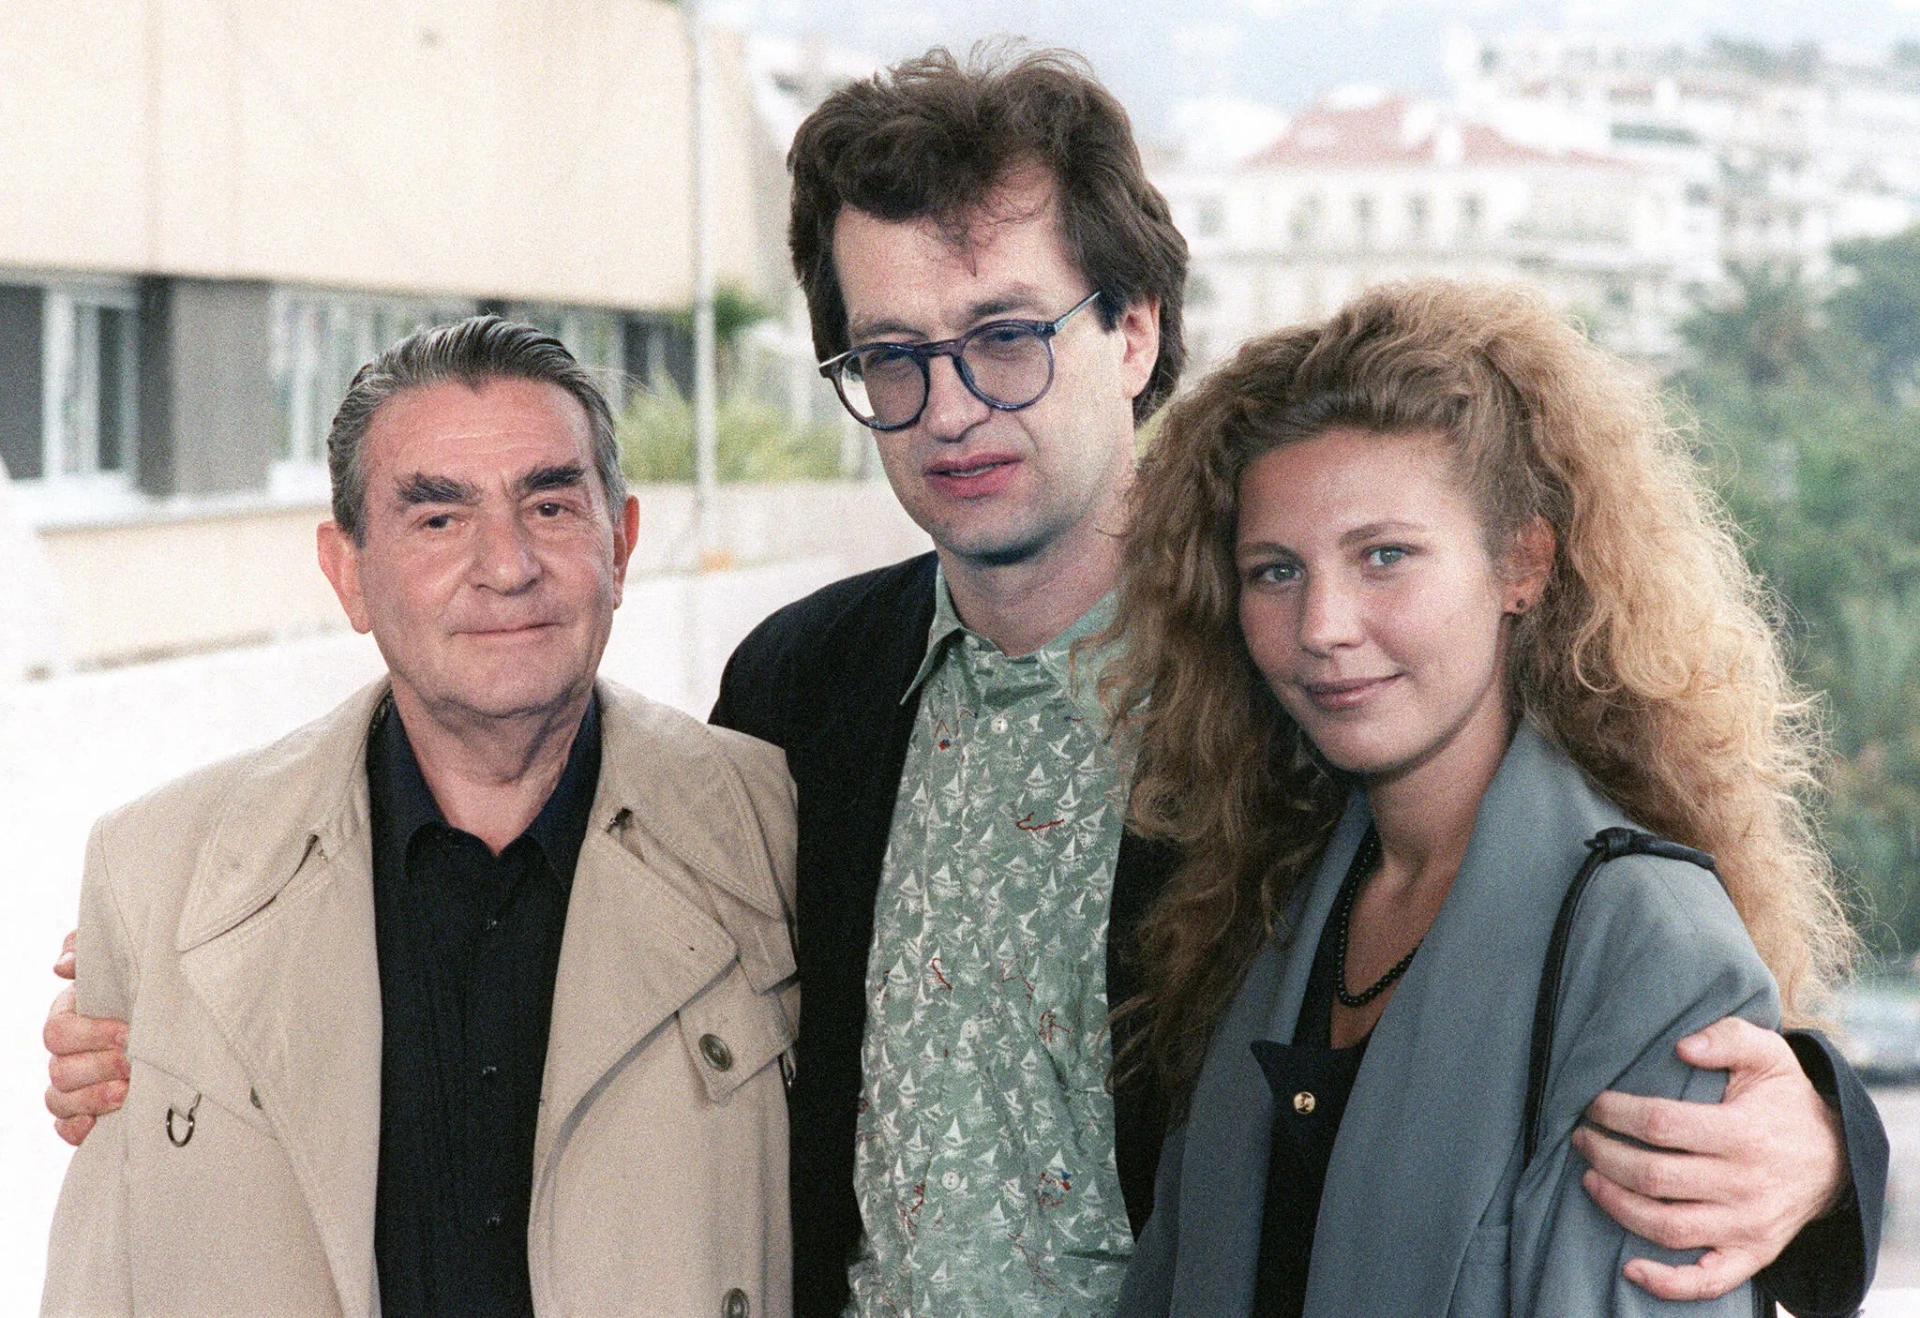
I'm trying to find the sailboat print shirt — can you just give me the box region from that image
[845,569,1134,1317]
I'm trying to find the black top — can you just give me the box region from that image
[367,696,601,1318]
[1250,838,1374,1318]
[708,553,1180,1318]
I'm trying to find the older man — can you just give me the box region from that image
[42,317,797,1318]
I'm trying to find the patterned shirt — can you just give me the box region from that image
[845,572,1134,1317]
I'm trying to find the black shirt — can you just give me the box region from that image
[1250,854,1372,1318]
[367,696,601,1318]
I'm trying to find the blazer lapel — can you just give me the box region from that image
[173,683,389,1318]
[1304,727,1615,1317]
[1169,798,1371,1318]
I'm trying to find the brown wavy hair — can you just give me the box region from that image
[1106,279,1852,1101]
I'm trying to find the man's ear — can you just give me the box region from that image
[316,521,373,634]
[610,494,639,606]
[1115,295,1160,404]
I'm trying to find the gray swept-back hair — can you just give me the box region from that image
[327,314,626,543]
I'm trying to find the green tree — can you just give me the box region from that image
[1677,252,1920,954]
[1830,230,1920,403]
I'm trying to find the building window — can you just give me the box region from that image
[272,290,476,471]
[1194,197,1227,239]
[1460,193,1484,235]
[1407,193,1431,241]
[42,286,139,480]
[1290,195,1323,245]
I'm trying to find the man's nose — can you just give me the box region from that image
[471,508,540,592]
[917,353,990,442]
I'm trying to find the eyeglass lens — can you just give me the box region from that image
[838,324,1055,429]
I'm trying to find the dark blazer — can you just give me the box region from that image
[712,553,1884,1318]
[710,553,1175,1318]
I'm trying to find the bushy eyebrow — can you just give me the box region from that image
[396,473,479,506]
[393,465,586,507]
[517,464,586,496]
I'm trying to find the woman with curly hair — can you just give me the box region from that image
[1106,280,1853,1317]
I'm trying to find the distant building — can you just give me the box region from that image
[0,2,785,669]
[1157,90,1704,369]
[1450,31,1920,279]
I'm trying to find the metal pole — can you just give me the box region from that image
[688,0,718,540]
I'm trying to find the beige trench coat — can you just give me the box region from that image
[43,679,798,1318]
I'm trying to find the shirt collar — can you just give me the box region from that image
[901,562,1120,718]
[367,692,603,889]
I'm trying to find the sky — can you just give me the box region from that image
[713,0,1920,139]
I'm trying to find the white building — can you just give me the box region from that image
[1158,90,1704,371]
[1450,31,1920,278]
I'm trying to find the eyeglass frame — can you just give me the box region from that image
[817,290,1104,433]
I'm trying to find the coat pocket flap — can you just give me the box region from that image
[675,963,797,1104]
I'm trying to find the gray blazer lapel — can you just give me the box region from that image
[174,684,388,1318]
[1304,726,1617,1317]
[1169,798,1371,1318]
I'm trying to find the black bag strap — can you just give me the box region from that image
[1521,826,1718,1166]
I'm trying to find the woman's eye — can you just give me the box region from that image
[1366,546,1408,567]
[1249,561,1300,584]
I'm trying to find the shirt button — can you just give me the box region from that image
[484,917,501,932]
[485,1209,505,1229]
[940,1170,961,1190]
[699,1033,734,1072]
[722,1289,751,1318]
[1293,1091,1317,1115]
[480,1063,498,1080]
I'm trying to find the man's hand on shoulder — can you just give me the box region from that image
[45,930,130,1147]
[1571,1016,1846,1301]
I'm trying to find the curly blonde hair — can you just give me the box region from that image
[1107,279,1852,1100]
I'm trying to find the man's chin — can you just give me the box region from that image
[925,516,1055,569]
[399,670,592,729]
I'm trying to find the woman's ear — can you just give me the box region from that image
[1503,515,1556,615]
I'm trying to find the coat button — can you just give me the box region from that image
[722,1287,750,1318]
[699,1033,734,1072]
[1292,1091,1316,1115]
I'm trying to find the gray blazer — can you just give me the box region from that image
[1117,725,1779,1317]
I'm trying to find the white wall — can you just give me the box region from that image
[0,0,766,309]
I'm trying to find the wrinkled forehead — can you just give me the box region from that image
[363,377,594,475]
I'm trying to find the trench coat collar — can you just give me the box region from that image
[1170,724,1623,1318]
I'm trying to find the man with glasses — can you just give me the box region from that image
[707,45,1883,1318]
